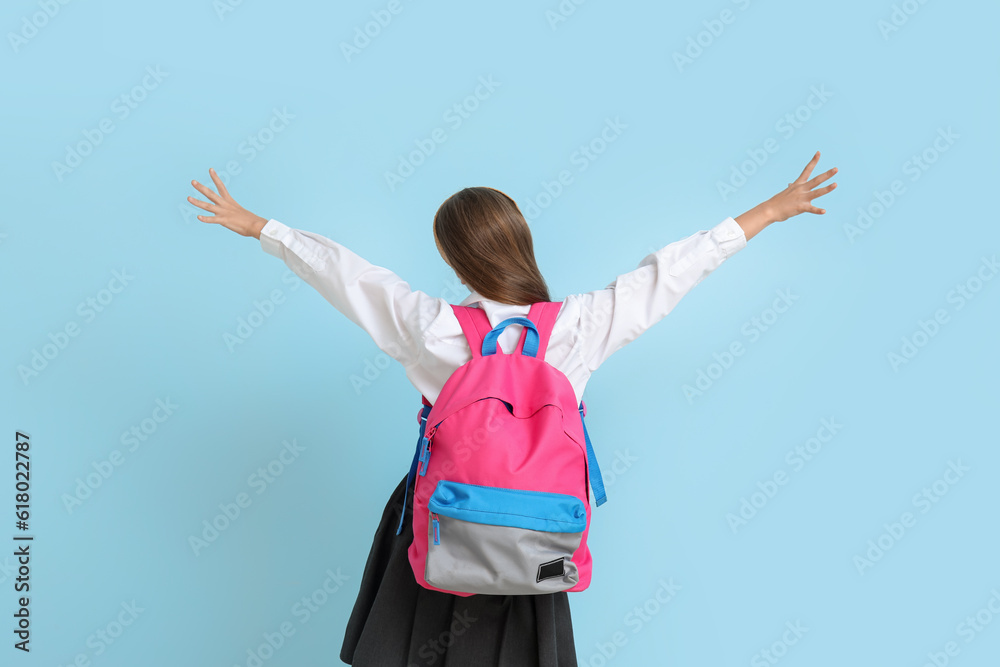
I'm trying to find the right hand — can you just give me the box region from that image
[188,168,268,239]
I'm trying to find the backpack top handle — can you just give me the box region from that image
[452,301,561,361]
[481,317,540,357]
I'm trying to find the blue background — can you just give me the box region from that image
[2,0,998,665]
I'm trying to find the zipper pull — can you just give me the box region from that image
[417,425,437,477]
[431,512,440,545]
[417,436,431,476]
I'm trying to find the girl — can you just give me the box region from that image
[187,151,837,666]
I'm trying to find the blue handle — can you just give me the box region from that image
[482,317,540,357]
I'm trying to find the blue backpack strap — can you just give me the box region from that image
[579,400,607,507]
[396,397,433,535]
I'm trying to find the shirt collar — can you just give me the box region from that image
[459,289,484,307]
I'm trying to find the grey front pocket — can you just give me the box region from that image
[425,480,586,596]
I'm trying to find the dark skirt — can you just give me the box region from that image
[340,474,579,666]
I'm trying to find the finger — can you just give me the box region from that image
[186,196,218,212]
[793,151,821,184]
[806,205,826,214]
[196,214,232,224]
[191,179,223,205]
[208,168,232,201]
[807,182,837,200]
[806,166,838,190]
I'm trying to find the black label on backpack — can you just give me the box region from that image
[536,557,565,582]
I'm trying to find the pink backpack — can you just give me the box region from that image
[395,301,607,596]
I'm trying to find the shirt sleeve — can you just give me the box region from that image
[566,216,748,373]
[258,218,449,367]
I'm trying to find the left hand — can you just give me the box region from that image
[765,151,838,223]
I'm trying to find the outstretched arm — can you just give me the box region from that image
[569,151,838,373]
[187,169,447,367]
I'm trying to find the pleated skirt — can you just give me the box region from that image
[339,474,579,666]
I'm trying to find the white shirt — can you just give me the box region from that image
[259,216,747,405]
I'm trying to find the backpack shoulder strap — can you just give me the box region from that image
[452,305,491,359]
[526,301,561,360]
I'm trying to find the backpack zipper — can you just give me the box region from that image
[417,424,438,477]
[431,511,440,544]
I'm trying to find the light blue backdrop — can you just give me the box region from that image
[2,0,998,665]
